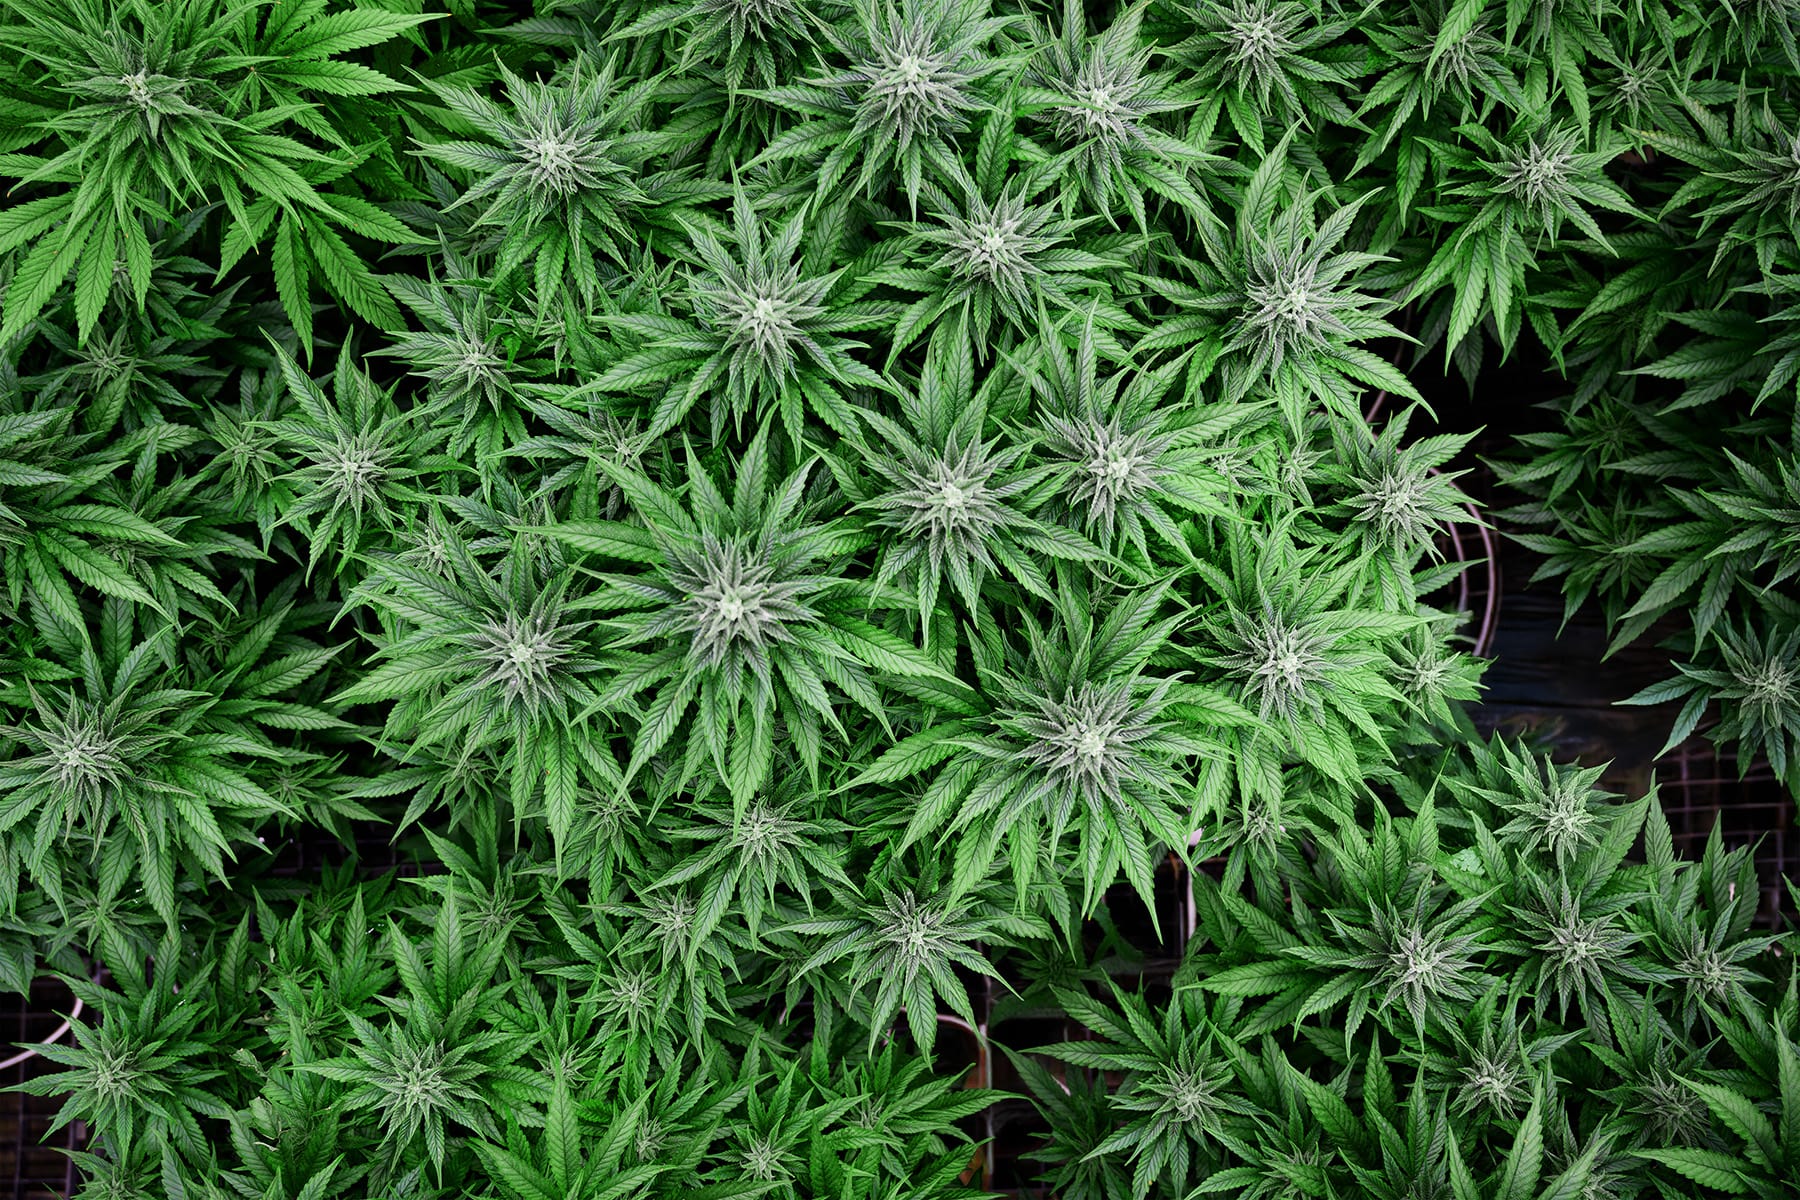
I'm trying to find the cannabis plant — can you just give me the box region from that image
[1165,0,1365,147]
[1323,402,1479,605]
[788,888,996,1055]
[267,341,440,578]
[843,325,1107,625]
[1197,521,1418,782]
[0,621,296,927]
[548,430,946,806]
[11,0,1800,1196]
[15,940,227,1160]
[1037,983,1260,1200]
[755,0,1019,208]
[1409,116,1639,354]
[332,528,608,845]
[1140,155,1416,426]
[880,158,1125,353]
[412,56,703,310]
[877,583,1235,910]
[1026,317,1234,562]
[1020,0,1213,228]
[0,0,432,351]
[588,186,889,447]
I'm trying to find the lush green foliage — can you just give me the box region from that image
[0,0,1795,1197]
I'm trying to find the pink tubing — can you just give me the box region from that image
[0,992,84,1072]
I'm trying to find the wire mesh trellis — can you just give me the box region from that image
[0,979,82,1200]
[1658,736,1795,929]
[0,822,438,1200]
